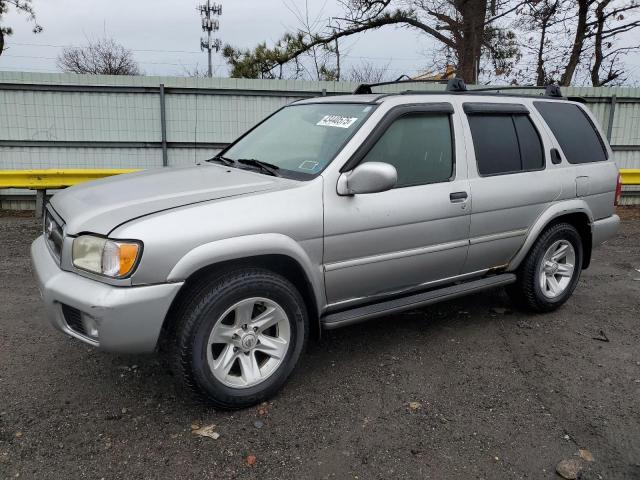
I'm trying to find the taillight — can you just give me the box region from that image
[614,172,622,206]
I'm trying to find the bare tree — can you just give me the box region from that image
[222,1,342,81]
[223,0,529,83]
[588,0,640,86]
[348,60,390,83]
[181,63,216,77]
[515,0,572,85]
[284,0,340,80]
[0,0,41,57]
[518,0,640,86]
[223,0,640,86]
[57,37,141,75]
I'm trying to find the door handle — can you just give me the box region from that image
[449,191,468,203]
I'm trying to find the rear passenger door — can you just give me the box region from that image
[461,102,561,273]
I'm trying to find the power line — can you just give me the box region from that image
[0,53,416,73]
[6,41,205,55]
[1,49,423,76]
[1,54,226,69]
[5,41,427,63]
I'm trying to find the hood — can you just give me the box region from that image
[51,164,284,235]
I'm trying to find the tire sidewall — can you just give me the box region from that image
[188,274,306,405]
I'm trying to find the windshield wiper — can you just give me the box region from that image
[237,158,280,177]
[206,155,236,166]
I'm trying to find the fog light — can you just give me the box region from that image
[81,313,99,340]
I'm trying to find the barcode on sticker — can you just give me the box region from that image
[317,115,358,128]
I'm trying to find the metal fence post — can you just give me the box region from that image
[606,94,617,142]
[35,190,45,219]
[159,84,169,167]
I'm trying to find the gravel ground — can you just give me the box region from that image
[1,209,639,480]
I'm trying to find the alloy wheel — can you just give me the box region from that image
[538,240,576,299]
[206,297,290,388]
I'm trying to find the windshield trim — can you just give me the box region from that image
[216,102,379,181]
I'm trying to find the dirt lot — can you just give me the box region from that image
[1,209,639,480]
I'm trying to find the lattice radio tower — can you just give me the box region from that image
[198,1,222,77]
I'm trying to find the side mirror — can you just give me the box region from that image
[337,162,397,195]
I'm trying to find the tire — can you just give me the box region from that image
[508,222,583,312]
[171,268,308,409]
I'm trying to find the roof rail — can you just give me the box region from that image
[464,84,563,98]
[352,76,565,100]
[545,85,562,97]
[353,76,448,95]
[446,78,467,92]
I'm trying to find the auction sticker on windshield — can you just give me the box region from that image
[317,115,359,128]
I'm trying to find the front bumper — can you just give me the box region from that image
[31,235,183,353]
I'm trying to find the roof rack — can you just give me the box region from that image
[353,76,448,95]
[446,78,467,92]
[353,76,564,99]
[463,83,563,98]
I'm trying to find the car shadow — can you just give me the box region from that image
[54,287,522,415]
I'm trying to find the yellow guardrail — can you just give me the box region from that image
[0,168,140,190]
[620,169,640,185]
[1,168,639,188]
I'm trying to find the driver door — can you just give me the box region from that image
[323,103,471,308]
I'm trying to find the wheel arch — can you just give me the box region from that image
[159,235,324,347]
[508,201,594,271]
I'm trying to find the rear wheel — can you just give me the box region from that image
[508,222,583,312]
[172,268,308,409]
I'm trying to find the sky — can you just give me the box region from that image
[0,0,434,79]
[1,0,639,84]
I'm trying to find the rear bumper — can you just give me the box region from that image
[592,214,620,247]
[31,235,183,353]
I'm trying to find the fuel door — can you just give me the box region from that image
[576,176,590,197]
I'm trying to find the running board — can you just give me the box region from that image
[321,273,516,330]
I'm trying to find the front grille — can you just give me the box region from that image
[61,304,87,336]
[44,209,64,262]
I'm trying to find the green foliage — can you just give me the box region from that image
[222,30,340,80]
[483,27,521,77]
[221,6,421,80]
[219,1,498,82]
[0,0,42,56]
[222,42,286,79]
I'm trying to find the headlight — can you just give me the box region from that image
[72,235,141,278]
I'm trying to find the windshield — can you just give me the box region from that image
[221,103,375,178]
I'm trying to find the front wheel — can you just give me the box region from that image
[508,222,583,312]
[172,269,308,409]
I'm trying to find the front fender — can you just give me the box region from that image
[167,233,326,314]
[507,199,594,270]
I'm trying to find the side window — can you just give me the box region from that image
[361,114,453,188]
[534,101,608,164]
[514,115,544,171]
[467,114,544,176]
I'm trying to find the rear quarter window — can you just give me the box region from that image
[534,102,608,164]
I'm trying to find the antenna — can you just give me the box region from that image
[197,1,222,77]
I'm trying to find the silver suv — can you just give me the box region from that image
[32,80,620,409]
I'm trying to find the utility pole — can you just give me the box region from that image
[198,0,222,77]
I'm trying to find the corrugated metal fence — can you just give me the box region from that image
[1,71,639,208]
